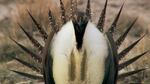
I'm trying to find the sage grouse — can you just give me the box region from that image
[10,0,149,84]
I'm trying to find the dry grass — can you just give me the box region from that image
[0,60,40,84]
[118,35,150,83]
[12,0,69,39]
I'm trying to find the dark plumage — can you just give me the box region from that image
[73,12,88,49]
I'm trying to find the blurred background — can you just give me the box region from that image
[0,0,149,83]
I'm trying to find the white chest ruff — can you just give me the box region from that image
[51,21,108,84]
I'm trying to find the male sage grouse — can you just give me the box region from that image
[10,0,149,84]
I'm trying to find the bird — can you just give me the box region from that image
[10,0,149,84]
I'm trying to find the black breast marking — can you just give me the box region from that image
[73,16,88,49]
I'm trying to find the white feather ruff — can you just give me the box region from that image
[83,21,108,84]
[51,21,76,84]
[51,21,108,84]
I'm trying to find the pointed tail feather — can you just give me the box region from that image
[118,68,146,79]
[116,18,138,49]
[97,0,108,32]
[13,57,41,73]
[49,10,58,32]
[118,50,149,70]
[10,70,43,80]
[108,3,124,33]
[27,10,48,40]
[118,34,145,60]
[18,23,43,51]
[70,0,74,19]
[74,0,78,17]
[10,37,42,63]
[86,0,91,20]
[60,0,67,24]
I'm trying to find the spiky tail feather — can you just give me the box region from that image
[10,0,149,83]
